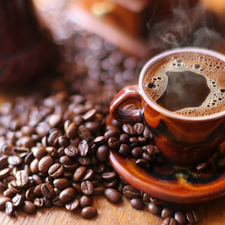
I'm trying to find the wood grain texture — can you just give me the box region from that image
[0,194,225,225]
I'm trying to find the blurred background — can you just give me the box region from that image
[1,0,225,103]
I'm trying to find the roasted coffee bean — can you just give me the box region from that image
[33,184,42,197]
[81,169,95,181]
[65,199,79,212]
[161,207,174,219]
[22,200,36,214]
[3,188,15,198]
[58,136,69,147]
[81,181,94,195]
[122,124,136,136]
[83,109,97,121]
[48,163,64,178]
[45,146,58,158]
[92,187,105,195]
[53,178,70,190]
[129,137,138,148]
[186,209,200,224]
[135,159,150,169]
[8,155,22,166]
[143,127,153,140]
[131,147,143,159]
[104,188,122,204]
[8,180,21,193]
[0,197,11,210]
[108,137,120,149]
[133,123,144,135]
[78,125,92,141]
[30,159,39,174]
[103,180,117,188]
[16,136,34,148]
[102,172,117,181]
[52,195,64,207]
[0,181,7,192]
[38,156,54,173]
[93,136,106,145]
[81,206,97,219]
[86,122,101,134]
[15,170,29,188]
[130,198,145,210]
[77,156,91,166]
[73,166,87,182]
[72,183,82,193]
[48,113,63,128]
[4,175,15,185]
[5,201,14,216]
[174,211,188,225]
[25,186,35,201]
[41,183,55,199]
[32,174,43,185]
[3,144,16,156]
[0,156,8,169]
[142,152,154,161]
[12,194,24,207]
[163,217,177,225]
[31,146,46,160]
[43,197,53,208]
[104,127,121,140]
[64,146,79,157]
[144,145,159,156]
[59,187,76,204]
[123,185,140,199]
[137,136,148,146]
[79,195,93,208]
[24,152,34,164]
[119,134,129,144]
[78,140,89,156]
[47,129,62,146]
[142,193,150,203]
[196,162,210,172]
[96,145,108,161]
[118,144,130,157]
[148,202,162,215]
[150,197,164,205]
[34,198,44,207]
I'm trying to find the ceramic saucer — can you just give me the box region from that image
[109,148,225,204]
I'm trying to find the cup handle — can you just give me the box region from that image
[109,85,142,123]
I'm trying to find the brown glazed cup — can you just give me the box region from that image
[110,48,225,166]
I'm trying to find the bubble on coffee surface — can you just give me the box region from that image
[143,52,225,117]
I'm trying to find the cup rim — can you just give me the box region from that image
[139,47,225,121]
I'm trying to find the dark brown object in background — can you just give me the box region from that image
[0,0,57,88]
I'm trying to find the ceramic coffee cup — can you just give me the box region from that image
[110,48,225,165]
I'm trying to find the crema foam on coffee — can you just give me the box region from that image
[143,52,225,117]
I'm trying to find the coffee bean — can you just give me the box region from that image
[118,144,130,157]
[92,186,105,195]
[81,181,94,195]
[64,146,79,157]
[102,172,117,181]
[161,207,174,219]
[41,183,55,199]
[3,144,16,156]
[81,169,95,181]
[78,140,89,156]
[5,201,14,216]
[142,193,150,202]
[119,134,129,144]
[83,109,97,121]
[66,123,78,139]
[65,199,79,212]
[38,156,54,173]
[34,198,44,207]
[30,159,39,174]
[0,156,8,169]
[48,113,63,128]
[48,163,64,178]
[8,155,22,166]
[150,197,164,205]
[144,144,159,156]
[77,156,91,166]
[104,188,122,204]
[8,180,21,193]
[93,136,106,145]
[22,200,36,214]
[16,136,34,148]
[73,166,87,182]
[148,202,162,215]
[135,158,150,169]
[59,187,76,204]
[79,195,93,208]
[33,184,42,197]
[25,186,35,201]
[52,195,64,207]
[122,124,136,136]
[108,137,120,149]
[137,136,147,145]
[15,170,29,188]
[47,128,62,146]
[53,178,70,189]
[81,206,97,219]
[123,185,140,199]
[133,123,144,135]
[0,197,11,210]
[78,125,92,141]
[24,152,34,164]
[130,198,145,210]
[96,145,108,161]
[174,211,188,225]
[31,146,46,160]
[143,127,153,140]
[162,217,177,225]
[104,127,121,140]
[129,137,138,148]
[131,147,143,159]
[186,209,200,224]
[3,188,15,198]
[86,122,101,134]
[12,194,24,207]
